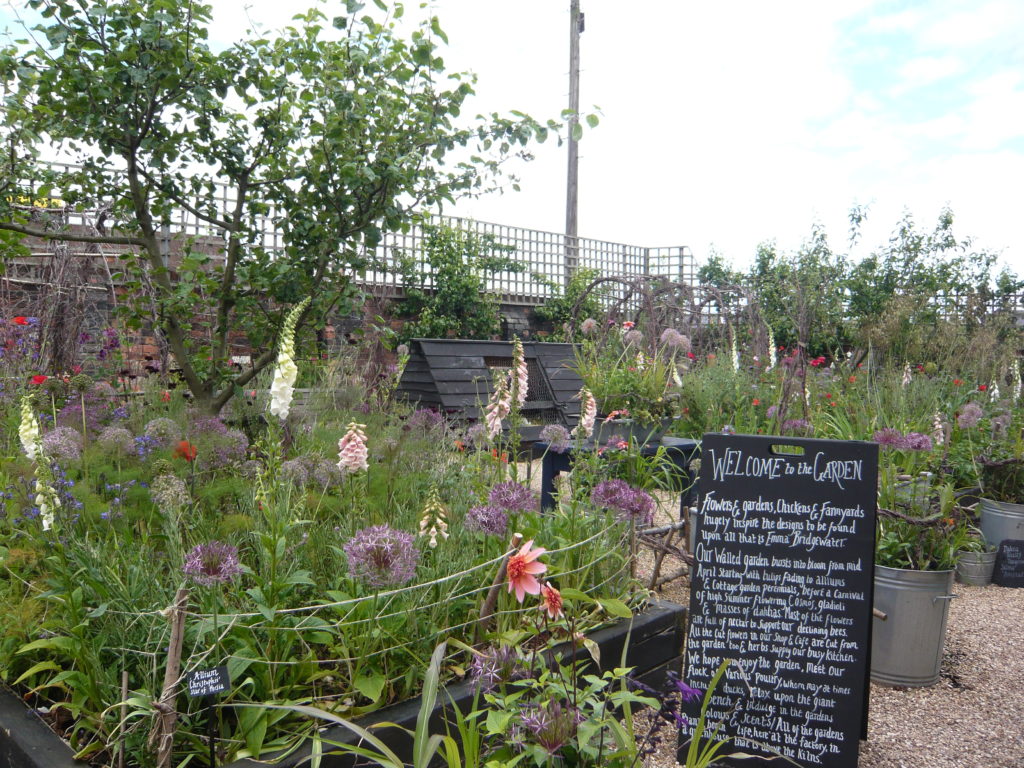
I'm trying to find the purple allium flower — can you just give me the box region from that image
[464,423,488,448]
[580,318,598,335]
[590,479,656,526]
[57,383,118,436]
[196,427,249,470]
[766,405,778,419]
[623,329,644,346]
[279,459,309,487]
[407,408,444,431]
[488,481,538,514]
[151,474,190,510]
[957,402,983,429]
[41,427,84,463]
[992,411,1012,438]
[872,427,905,449]
[239,459,263,478]
[309,458,343,489]
[343,525,420,589]
[183,541,242,586]
[465,505,509,536]
[97,426,135,454]
[144,417,182,447]
[539,424,571,453]
[520,701,582,755]
[901,432,933,451]
[470,645,533,691]
[659,328,690,353]
[782,418,812,435]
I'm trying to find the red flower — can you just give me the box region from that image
[506,540,547,602]
[72,365,82,374]
[824,393,832,399]
[848,376,856,383]
[687,351,696,360]
[30,374,48,385]
[953,379,963,386]
[752,398,761,406]
[707,353,716,361]
[491,449,508,463]
[160,390,171,403]
[978,384,987,392]
[174,441,198,462]
[454,439,465,452]
[810,356,827,367]
[622,320,635,330]
[12,316,29,326]
[916,364,924,371]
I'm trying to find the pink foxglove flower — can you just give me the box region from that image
[485,374,512,438]
[572,387,596,439]
[337,422,369,474]
[512,338,528,408]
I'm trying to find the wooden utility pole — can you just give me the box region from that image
[565,0,583,286]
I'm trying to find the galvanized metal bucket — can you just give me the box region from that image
[871,566,956,687]
[979,498,1024,549]
[955,550,997,586]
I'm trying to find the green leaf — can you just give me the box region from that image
[598,598,633,618]
[485,708,514,735]
[586,113,599,128]
[14,661,61,685]
[571,122,584,142]
[353,671,386,703]
[557,587,594,603]
[237,705,269,759]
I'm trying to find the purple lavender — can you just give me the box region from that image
[590,479,656,525]
[343,525,420,589]
[538,424,571,453]
[182,541,242,586]
[57,382,118,436]
[465,505,509,536]
[488,481,538,514]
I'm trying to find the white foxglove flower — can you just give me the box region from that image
[19,396,41,461]
[337,422,369,474]
[34,478,60,531]
[485,373,512,438]
[1014,360,1022,399]
[766,327,777,371]
[932,413,946,448]
[418,489,449,548]
[991,382,1000,401]
[512,338,528,408]
[730,331,740,372]
[901,363,911,387]
[268,298,310,422]
[572,387,597,439]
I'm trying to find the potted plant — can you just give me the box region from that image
[978,451,1024,550]
[954,525,997,586]
[572,319,688,444]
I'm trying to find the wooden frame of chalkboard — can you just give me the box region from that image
[683,433,878,768]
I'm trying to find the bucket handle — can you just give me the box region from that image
[932,594,958,603]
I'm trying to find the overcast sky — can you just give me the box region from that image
[5,0,1024,275]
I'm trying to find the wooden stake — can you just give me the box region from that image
[118,670,128,768]
[477,532,524,639]
[148,587,189,768]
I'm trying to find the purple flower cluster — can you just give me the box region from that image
[133,434,161,458]
[279,459,310,487]
[343,525,420,588]
[659,328,691,353]
[469,645,534,691]
[519,701,584,756]
[538,424,571,453]
[465,505,509,536]
[96,327,120,361]
[407,408,444,431]
[183,541,242,586]
[488,481,538,514]
[193,420,249,470]
[590,479,655,526]
[781,418,812,435]
[97,426,134,455]
[144,417,182,447]
[872,428,934,452]
[57,382,118,436]
[41,427,84,463]
[957,402,984,429]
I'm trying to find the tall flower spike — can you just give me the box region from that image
[766,327,777,371]
[730,330,740,372]
[932,413,947,447]
[485,373,512,439]
[418,487,450,548]
[512,337,528,408]
[573,387,596,439]
[991,382,1000,401]
[268,298,311,421]
[1014,360,1023,399]
[337,422,369,474]
[19,396,41,461]
[901,363,911,387]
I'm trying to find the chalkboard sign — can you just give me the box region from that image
[683,434,878,768]
[185,666,230,699]
[993,539,1024,587]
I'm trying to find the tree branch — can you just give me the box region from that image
[0,220,147,247]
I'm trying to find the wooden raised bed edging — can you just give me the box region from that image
[0,600,686,768]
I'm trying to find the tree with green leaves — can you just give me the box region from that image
[0,0,573,413]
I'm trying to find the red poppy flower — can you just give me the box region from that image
[174,441,198,462]
[454,439,465,452]
[30,374,48,385]
[491,449,508,463]
[160,390,171,403]
[953,379,963,386]
[848,376,856,383]
[687,351,696,360]
[71,365,82,374]
[12,316,29,326]
[752,398,761,406]
[978,384,987,392]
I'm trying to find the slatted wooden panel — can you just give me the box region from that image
[394,339,583,438]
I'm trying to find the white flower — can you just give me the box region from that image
[268,298,310,421]
[572,387,597,439]
[991,383,1000,401]
[34,479,60,531]
[337,422,369,474]
[766,327,777,371]
[1014,360,1022,399]
[932,413,946,448]
[418,489,449,548]
[901,363,911,387]
[19,397,41,461]
[730,331,740,372]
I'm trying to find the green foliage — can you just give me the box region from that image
[531,267,606,340]
[394,225,523,343]
[0,1,570,413]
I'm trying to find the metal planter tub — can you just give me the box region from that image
[979,497,1024,550]
[870,566,956,688]
[955,550,998,586]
